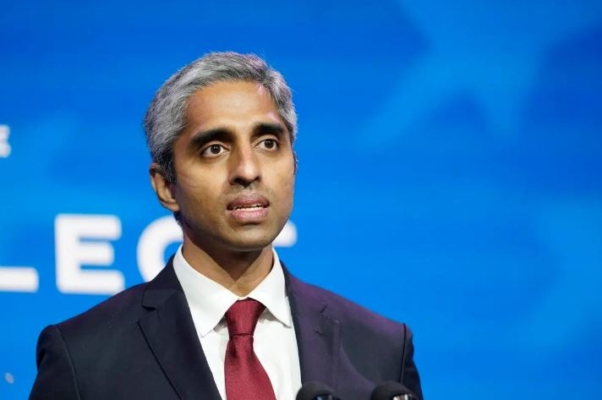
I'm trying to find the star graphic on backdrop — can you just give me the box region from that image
[358,0,602,352]
[360,0,602,145]
[514,202,602,347]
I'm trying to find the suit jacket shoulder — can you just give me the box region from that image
[57,282,148,338]
[297,277,407,332]
[285,272,423,399]
[30,265,213,400]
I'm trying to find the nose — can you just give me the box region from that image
[228,144,261,187]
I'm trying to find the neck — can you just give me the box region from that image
[181,236,274,297]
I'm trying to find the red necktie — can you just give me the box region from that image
[224,299,276,400]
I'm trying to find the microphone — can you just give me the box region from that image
[296,381,340,400]
[370,381,417,400]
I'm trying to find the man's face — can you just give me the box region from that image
[154,80,295,253]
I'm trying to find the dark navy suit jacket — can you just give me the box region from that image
[30,259,423,400]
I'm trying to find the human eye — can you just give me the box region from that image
[257,137,280,151]
[200,143,227,158]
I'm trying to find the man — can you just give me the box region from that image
[30,52,423,400]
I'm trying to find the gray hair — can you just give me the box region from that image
[143,51,297,182]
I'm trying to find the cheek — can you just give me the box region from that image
[274,165,295,189]
[276,171,296,209]
[176,175,224,212]
[275,155,296,187]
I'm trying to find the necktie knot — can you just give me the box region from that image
[225,298,265,337]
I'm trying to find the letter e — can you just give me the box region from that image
[55,214,124,294]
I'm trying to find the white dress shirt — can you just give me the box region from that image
[173,246,302,400]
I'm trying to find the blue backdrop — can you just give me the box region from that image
[1,0,602,398]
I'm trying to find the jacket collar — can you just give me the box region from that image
[139,257,222,400]
[284,264,341,392]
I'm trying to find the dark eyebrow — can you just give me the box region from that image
[188,128,232,151]
[253,122,287,138]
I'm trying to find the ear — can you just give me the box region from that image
[150,163,180,213]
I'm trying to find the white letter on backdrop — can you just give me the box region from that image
[55,214,124,295]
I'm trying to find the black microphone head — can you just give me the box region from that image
[370,381,416,400]
[296,381,337,400]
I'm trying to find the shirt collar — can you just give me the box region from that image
[173,245,291,337]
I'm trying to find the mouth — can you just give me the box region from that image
[227,194,270,223]
[228,203,267,211]
[227,195,269,211]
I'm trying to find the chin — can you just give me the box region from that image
[225,229,279,252]
[228,238,275,252]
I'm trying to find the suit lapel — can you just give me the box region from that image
[285,270,341,393]
[138,260,221,400]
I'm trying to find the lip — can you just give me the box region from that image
[227,194,270,223]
